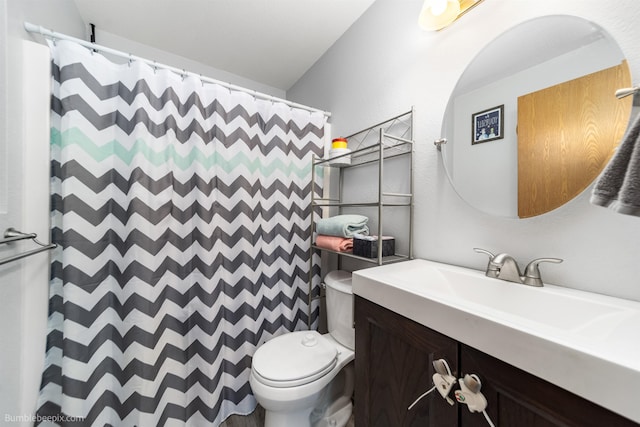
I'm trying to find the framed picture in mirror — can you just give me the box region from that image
[472,105,504,145]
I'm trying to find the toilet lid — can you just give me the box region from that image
[252,331,338,388]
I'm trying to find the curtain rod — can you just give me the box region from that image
[24,22,331,118]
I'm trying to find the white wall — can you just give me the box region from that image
[288,0,640,302]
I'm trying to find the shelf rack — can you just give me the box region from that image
[307,108,415,326]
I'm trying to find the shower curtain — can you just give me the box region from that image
[36,40,324,426]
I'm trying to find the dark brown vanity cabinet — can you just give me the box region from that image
[355,295,459,426]
[355,296,639,427]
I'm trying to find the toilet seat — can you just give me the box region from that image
[252,330,338,388]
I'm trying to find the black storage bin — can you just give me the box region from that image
[353,236,395,258]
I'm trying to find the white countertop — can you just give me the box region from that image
[352,259,640,423]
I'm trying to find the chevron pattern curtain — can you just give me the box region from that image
[35,40,324,426]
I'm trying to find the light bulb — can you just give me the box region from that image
[430,0,448,16]
[418,0,461,31]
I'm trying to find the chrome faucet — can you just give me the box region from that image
[473,248,562,287]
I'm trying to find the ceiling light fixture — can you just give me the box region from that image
[418,0,485,31]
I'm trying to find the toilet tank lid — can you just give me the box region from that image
[324,270,352,294]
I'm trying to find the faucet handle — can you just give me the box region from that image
[523,257,563,287]
[473,248,495,259]
[473,248,498,278]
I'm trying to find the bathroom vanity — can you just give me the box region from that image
[353,260,640,426]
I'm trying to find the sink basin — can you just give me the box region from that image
[394,262,635,334]
[353,259,640,423]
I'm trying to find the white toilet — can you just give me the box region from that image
[250,270,355,427]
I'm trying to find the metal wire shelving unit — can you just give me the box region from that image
[307,108,415,327]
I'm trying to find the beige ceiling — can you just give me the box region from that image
[72,0,376,91]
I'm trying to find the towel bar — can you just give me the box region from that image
[0,228,57,267]
[615,86,640,99]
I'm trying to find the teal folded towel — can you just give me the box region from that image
[316,215,369,238]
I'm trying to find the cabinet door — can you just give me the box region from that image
[460,344,639,427]
[355,296,459,426]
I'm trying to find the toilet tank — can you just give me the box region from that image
[324,270,355,350]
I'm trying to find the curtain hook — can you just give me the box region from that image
[128,54,133,67]
[199,74,204,87]
[181,69,186,81]
[153,61,158,74]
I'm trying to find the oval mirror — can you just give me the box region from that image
[441,15,633,218]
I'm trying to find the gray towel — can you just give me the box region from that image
[590,112,640,216]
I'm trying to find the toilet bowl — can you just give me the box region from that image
[249,270,355,427]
